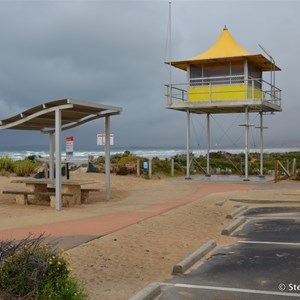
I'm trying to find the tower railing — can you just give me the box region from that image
[165,76,281,108]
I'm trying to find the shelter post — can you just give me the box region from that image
[55,109,62,210]
[105,116,111,201]
[206,113,211,177]
[186,110,191,179]
[49,132,55,180]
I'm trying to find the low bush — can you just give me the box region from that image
[0,235,86,299]
[0,157,15,173]
[116,164,136,175]
[13,159,37,176]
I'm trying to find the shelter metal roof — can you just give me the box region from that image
[0,99,122,133]
[166,28,281,72]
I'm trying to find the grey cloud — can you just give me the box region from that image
[0,1,299,150]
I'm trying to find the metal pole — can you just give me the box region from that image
[259,112,264,177]
[244,106,250,181]
[55,109,62,210]
[206,113,211,177]
[186,110,191,179]
[49,132,54,180]
[244,59,248,100]
[105,116,111,201]
[168,1,172,105]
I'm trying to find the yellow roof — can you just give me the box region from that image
[192,26,251,60]
[167,27,280,72]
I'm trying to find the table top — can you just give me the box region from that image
[11,178,96,186]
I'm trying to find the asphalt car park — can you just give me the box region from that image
[155,206,300,299]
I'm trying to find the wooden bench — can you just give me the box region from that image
[81,188,100,203]
[2,190,73,207]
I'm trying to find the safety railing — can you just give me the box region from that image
[165,77,281,108]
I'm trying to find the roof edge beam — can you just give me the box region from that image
[0,104,74,130]
[40,111,121,134]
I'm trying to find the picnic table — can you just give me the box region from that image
[5,178,99,207]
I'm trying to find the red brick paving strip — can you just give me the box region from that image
[0,183,254,241]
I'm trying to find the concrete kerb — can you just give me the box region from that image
[226,205,248,219]
[216,199,227,206]
[230,198,300,204]
[221,216,246,236]
[128,282,161,300]
[172,240,216,275]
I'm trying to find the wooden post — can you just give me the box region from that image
[275,160,279,183]
[137,159,140,177]
[292,158,296,175]
[44,162,49,179]
[171,158,174,176]
[149,158,152,179]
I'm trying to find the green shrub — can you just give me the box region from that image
[0,235,86,299]
[118,155,138,165]
[0,157,15,173]
[152,159,171,176]
[116,164,136,175]
[38,277,86,300]
[13,159,37,176]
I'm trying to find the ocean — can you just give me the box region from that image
[0,147,299,164]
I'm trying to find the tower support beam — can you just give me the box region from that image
[186,110,191,179]
[206,113,211,177]
[259,112,264,177]
[256,112,268,177]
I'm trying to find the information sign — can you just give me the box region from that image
[97,134,114,146]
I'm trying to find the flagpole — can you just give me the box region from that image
[168,1,172,105]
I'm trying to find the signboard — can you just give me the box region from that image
[97,134,114,146]
[143,161,149,170]
[66,136,74,159]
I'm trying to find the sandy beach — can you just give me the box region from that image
[0,172,299,299]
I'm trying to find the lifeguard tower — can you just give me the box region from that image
[166,27,282,180]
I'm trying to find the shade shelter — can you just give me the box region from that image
[0,98,122,210]
[166,27,282,180]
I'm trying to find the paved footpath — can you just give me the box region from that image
[0,181,253,249]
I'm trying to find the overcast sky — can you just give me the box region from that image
[0,0,299,150]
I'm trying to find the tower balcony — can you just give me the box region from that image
[165,76,282,114]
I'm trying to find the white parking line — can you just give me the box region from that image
[247,216,300,219]
[160,283,300,297]
[239,240,300,246]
